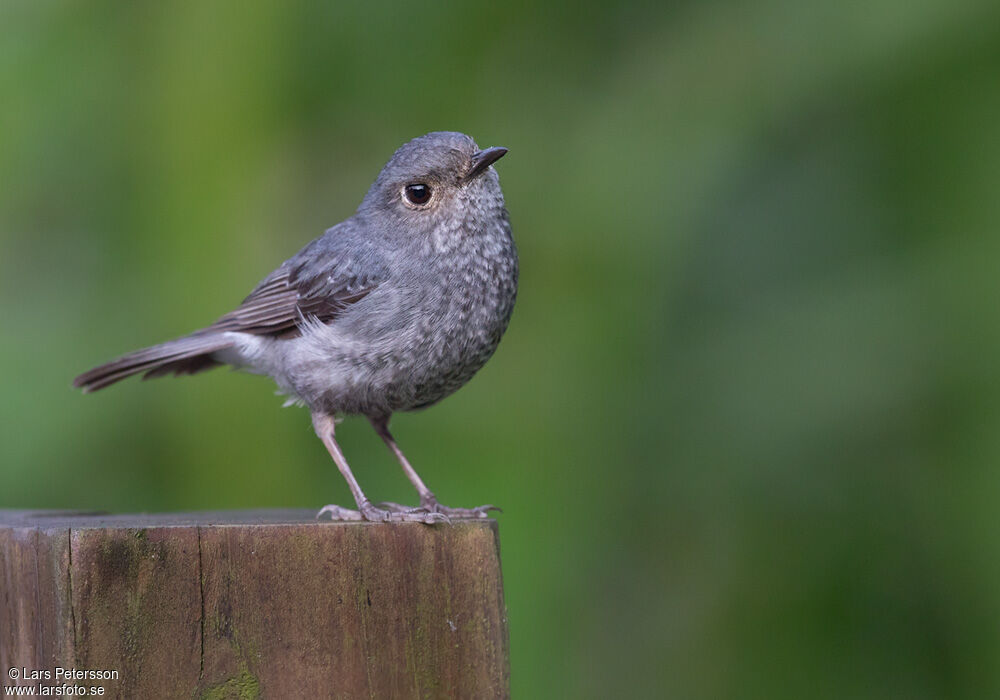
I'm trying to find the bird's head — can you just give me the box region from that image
[359,131,508,239]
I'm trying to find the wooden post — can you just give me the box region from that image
[0,510,509,699]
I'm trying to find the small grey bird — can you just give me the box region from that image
[74,131,517,524]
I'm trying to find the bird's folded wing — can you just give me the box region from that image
[209,233,385,338]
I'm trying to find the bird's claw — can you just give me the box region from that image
[362,501,448,524]
[431,504,500,519]
[316,501,447,524]
[378,499,500,520]
[316,504,364,521]
[372,502,450,524]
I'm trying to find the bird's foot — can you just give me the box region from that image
[429,503,501,519]
[317,501,447,525]
[315,504,363,521]
[377,498,501,520]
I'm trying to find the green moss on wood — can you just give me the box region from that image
[199,669,260,700]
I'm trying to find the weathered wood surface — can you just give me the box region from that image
[0,510,509,699]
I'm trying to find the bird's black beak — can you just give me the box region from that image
[464,146,508,183]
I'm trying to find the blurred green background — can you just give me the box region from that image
[3,0,1000,697]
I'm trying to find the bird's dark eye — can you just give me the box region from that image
[403,183,432,206]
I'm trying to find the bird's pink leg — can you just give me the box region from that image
[369,415,500,519]
[312,412,446,524]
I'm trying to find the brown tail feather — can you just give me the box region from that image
[73,333,233,393]
[142,354,223,380]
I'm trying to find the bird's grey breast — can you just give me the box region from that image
[383,211,517,411]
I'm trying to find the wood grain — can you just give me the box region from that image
[0,510,509,699]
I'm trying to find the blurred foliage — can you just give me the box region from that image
[3,0,1000,697]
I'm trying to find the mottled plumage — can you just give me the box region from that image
[75,132,517,523]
